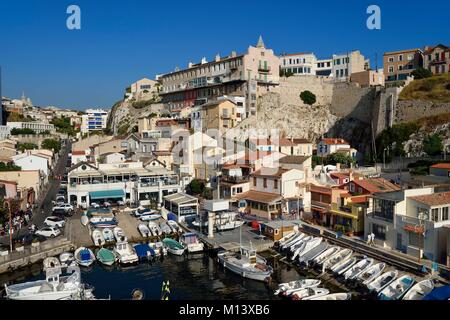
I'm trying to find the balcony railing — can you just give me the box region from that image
[220,175,250,184]
[258,66,271,73]
[331,203,359,217]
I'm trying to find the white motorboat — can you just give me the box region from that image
[214,211,245,231]
[343,258,374,280]
[323,248,353,271]
[291,287,330,300]
[180,232,204,253]
[310,293,351,300]
[289,235,312,253]
[80,215,89,226]
[167,220,183,233]
[293,237,323,261]
[159,221,172,234]
[113,227,127,242]
[4,266,86,300]
[74,247,95,267]
[114,240,139,265]
[102,228,114,243]
[90,216,115,224]
[366,270,399,293]
[282,233,306,251]
[140,214,162,221]
[274,279,321,296]
[217,246,273,282]
[275,231,297,248]
[330,256,358,275]
[312,246,341,266]
[402,279,435,300]
[59,252,76,268]
[138,224,151,238]
[298,242,328,265]
[148,221,162,237]
[378,275,415,300]
[43,257,61,271]
[162,238,186,255]
[149,241,168,256]
[91,229,105,247]
[357,262,386,285]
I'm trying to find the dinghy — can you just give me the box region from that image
[74,247,95,267]
[114,240,139,265]
[91,229,105,247]
[159,221,172,234]
[96,248,116,266]
[330,256,358,275]
[402,279,434,300]
[59,252,76,267]
[280,233,305,251]
[81,215,89,226]
[343,258,374,280]
[357,262,386,285]
[113,227,127,242]
[90,220,118,228]
[323,248,353,271]
[378,275,415,300]
[167,220,182,233]
[149,241,168,256]
[366,270,398,293]
[312,246,341,266]
[140,213,162,221]
[274,231,297,248]
[90,216,115,223]
[289,236,312,252]
[291,287,330,300]
[217,246,273,282]
[138,224,151,238]
[274,279,321,296]
[148,222,162,237]
[102,228,114,243]
[43,257,61,271]
[310,293,351,300]
[293,237,322,261]
[162,238,186,255]
[298,242,328,266]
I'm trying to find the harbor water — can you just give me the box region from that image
[0,252,350,300]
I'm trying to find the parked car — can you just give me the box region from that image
[116,200,125,206]
[91,202,100,209]
[103,201,111,208]
[35,227,61,238]
[56,195,66,203]
[44,216,66,228]
[52,203,73,212]
[53,208,73,217]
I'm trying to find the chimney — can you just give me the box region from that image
[215,54,221,62]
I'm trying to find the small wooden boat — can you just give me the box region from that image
[402,279,435,300]
[343,258,374,280]
[310,293,351,300]
[43,257,61,271]
[92,229,105,247]
[330,256,358,275]
[162,238,186,256]
[113,227,127,242]
[366,270,398,293]
[291,287,330,300]
[280,233,305,251]
[102,228,114,243]
[138,224,151,238]
[74,247,95,267]
[59,252,76,267]
[96,248,116,266]
[378,275,415,300]
[159,221,172,234]
[357,262,386,285]
[274,231,297,248]
[148,222,162,237]
[312,246,341,266]
[324,248,353,270]
[274,279,321,296]
[167,220,182,233]
[292,237,322,261]
[298,242,328,266]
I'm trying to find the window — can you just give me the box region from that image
[349,183,355,192]
[432,208,439,222]
[372,223,386,240]
[407,54,414,61]
[443,207,449,221]
[398,65,403,71]
[388,57,394,62]
[373,198,395,221]
[388,66,394,73]
[398,54,403,61]
[274,179,278,189]
[253,177,257,187]
[408,232,421,247]
[263,178,267,188]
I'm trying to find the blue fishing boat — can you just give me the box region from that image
[133,243,155,261]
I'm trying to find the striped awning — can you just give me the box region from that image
[89,190,125,200]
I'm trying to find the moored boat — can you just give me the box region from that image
[280,232,305,251]
[293,237,322,261]
[133,243,155,262]
[96,248,116,266]
[138,224,151,238]
[312,246,341,266]
[159,221,172,234]
[114,240,139,265]
[113,227,127,242]
[310,293,351,300]
[298,242,328,266]
[357,262,386,286]
[402,279,435,300]
[274,279,321,296]
[80,215,89,226]
[102,228,114,243]
[378,275,415,300]
[291,287,330,300]
[343,258,374,280]
[59,252,76,268]
[162,238,186,255]
[43,257,61,271]
[366,270,399,293]
[92,229,105,247]
[323,248,353,271]
[167,220,183,233]
[74,247,95,267]
[330,256,358,275]
[180,232,204,253]
[149,241,168,256]
[148,222,162,237]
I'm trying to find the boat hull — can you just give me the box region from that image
[217,254,272,282]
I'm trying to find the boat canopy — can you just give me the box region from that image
[89,190,125,200]
[134,244,154,258]
[423,285,450,300]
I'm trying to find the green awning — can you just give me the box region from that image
[89,190,125,200]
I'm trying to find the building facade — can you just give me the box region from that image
[81,109,109,134]
[332,51,368,82]
[423,44,450,75]
[280,52,317,76]
[383,48,423,82]
[7,122,55,134]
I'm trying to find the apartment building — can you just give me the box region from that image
[159,36,280,117]
[383,48,423,82]
[350,69,384,87]
[423,44,450,75]
[430,163,450,177]
[315,58,333,76]
[280,52,317,76]
[317,138,351,157]
[366,187,450,265]
[67,161,181,207]
[191,99,240,135]
[249,137,313,156]
[126,78,159,99]
[7,121,55,134]
[81,109,109,134]
[332,50,369,82]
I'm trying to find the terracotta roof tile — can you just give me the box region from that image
[431,163,450,169]
[321,138,349,145]
[409,192,450,206]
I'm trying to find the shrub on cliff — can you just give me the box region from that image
[411,67,432,80]
[423,133,443,156]
[300,90,316,105]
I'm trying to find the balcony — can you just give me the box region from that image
[220,175,250,184]
[258,66,271,73]
[311,200,331,211]
[330,203,359,219]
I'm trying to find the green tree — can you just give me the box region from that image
[325,153,355,166]
[17,142,38,152]
[300,90,316,106]
[375,122,420,162]
[411,67,433,80]
[187,179,204,195]
[423,134,443,156]
[50,117,76,136]
[0,162,21,172]
[42,139,61,153]
[11,128,36,135]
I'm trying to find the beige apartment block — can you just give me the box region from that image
[383,48,423,82]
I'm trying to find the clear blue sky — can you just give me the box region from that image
[1,0,449,110]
